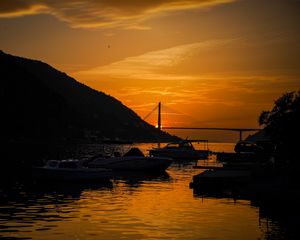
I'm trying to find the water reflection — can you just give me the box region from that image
[113,171,171,188]
[193,182,300,240]
[0,181,113,239]
[0,169,172,240]
[1,143,297,240]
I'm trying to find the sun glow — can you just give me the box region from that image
[1,0,300,141]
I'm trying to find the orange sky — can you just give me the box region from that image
[1,0,300,141]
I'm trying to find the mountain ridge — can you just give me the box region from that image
[0,50,177,142]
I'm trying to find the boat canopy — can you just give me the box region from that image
[124,147,145,157]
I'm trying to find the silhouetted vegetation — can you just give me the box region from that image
[259,91,300,167]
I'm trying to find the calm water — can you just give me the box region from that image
[0,143,296,239]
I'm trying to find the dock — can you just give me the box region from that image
[190,169,252,190]
[216,152,255,162]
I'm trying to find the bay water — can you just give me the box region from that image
[0,143,295,239]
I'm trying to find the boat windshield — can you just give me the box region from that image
[165,143,180,148]
[165,142,194,149]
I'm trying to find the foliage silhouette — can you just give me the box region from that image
[259,91,300,166]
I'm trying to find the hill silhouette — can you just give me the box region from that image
[0,50,177,143]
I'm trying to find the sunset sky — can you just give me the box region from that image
[1,0,300,140]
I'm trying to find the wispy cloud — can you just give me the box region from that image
[77,39,237,80]
[0,0,236,29]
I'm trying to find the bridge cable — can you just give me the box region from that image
[143,104,158,120]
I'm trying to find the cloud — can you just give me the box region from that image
[76,39,237,80]
[0,1,49,18]
[0,0,235,29]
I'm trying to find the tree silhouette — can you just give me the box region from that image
[259,91,300,165]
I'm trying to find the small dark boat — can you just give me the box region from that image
[88,147,172,171]
[33,159,112,181]
[149,140,210,160]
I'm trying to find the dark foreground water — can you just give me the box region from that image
[0,143,298,239]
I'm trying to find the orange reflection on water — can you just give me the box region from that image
[2,143,267,240]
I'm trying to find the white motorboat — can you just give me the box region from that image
[33,159,112,181]
[149,140,210,160]
[88,147,172,171]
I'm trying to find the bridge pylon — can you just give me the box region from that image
[157,102,161,130]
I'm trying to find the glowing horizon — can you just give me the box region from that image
[1,0,300,141]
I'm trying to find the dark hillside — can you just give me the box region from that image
[0,50,176,142]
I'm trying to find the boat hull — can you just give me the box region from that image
[149,149,208,160]
[33,167,112,181]
[149,140,210,160]
[89,156,172,171]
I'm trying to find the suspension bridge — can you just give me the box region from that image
[143,102,261,141]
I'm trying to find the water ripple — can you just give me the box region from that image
[0,143,293,240]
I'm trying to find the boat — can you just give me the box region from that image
[149,140,210,160]
[33,159,112,181]
[88,147,173,171]
[217,139,274,163]
[234,141,264,154]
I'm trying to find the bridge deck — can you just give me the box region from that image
[161,127,261,141]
